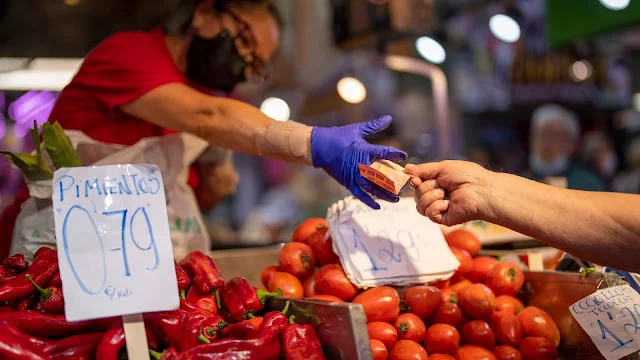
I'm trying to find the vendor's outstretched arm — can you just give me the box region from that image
[121,83,408,209]
[406,161,640,272]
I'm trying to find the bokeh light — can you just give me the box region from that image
[416,37,446,64]
[337,77,367,104]
[599,0,630,10]
[489,14,521,43]
[260,97,291,122]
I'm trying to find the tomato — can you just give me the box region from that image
[461,320,496,349]
[267,271,304,298]
[424,323,460,355]
[390,340,429,360]
[441,288,458,304]
[433,302,463,327]
[485,262,525,297]
[368,321,399,350]
[279,242,316,278]
[455,345,497,360]
[429,355,455,360]
[403,285,442,321]
[492,346,522,360]
[310,294,344,302]
[446,229,481,256]
[489,311,521,347]
[431,279,450,289]
[394,313,427,342]
[292,218,327,244]
[517,307,560,347]
[371,339,389,360]
[315,264,358,301]
[261,265,279,288]
[302,269,318,297]
[459,284,496,321]
[449,279,472,295]
[353,286,400,323]
[494,296,524,315]
[518,337,557,360]
[308,227,339,266]
[450,247,473,283]
[468,257,498,283]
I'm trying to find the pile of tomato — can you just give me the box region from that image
[260,219,562,360]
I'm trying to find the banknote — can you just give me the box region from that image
[358,160,414,195]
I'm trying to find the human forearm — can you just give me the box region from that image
[485,172,640,272]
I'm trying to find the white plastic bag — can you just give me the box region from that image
[9,130,210,261]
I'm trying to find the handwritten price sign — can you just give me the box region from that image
[53,164,179,322]
[570,285,640,360]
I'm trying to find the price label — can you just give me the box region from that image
[53,164,179,322]
[570,285,640,360]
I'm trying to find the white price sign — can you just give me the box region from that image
[570,285,640,360]
[53,164,179,322]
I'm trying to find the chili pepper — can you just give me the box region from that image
[0,249,58,303]
[0,311,114,337]
[220,316,264,339]
[26,274,65,314]
[0,321,49,360]
[182,314,227,349]
[219,277,281,322]
[3,253,29,274]
[180,298,216,318]
[186,286,218,314]
[0,265,6,278]
[173,310,288,360]
[14,294,36,311]
[96,321,125,360]
[179,251,224,295]
[282,315,325,360]
[0,306,13,313]
[43,332,104,359]
[175,261,190,299]
[49,272,62,288]
[144,310,190,351]
[34,247,53,260]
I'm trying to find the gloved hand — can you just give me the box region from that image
[311,116,408,209]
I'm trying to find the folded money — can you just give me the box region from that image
[358,160,414,195]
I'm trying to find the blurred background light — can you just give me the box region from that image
[634,93,640,112]
[0,58,83,91]
[599,0,630,10]
[337,77,367,104]
[64,0,82,6]
[569,60,593,82]
[8,91,57,126]
[489,14,521,43]
[260,97,290,122]
[415,36,446,64]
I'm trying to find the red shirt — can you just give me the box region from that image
[1,29,204,259]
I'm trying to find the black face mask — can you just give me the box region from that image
[186,30,249,93]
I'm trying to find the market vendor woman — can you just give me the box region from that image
[0,0,405,259]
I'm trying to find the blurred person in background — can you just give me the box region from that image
[407,161,640,273]
[613,137,640,194]
[524,104,605,191]
[581,131,619,188]
[0,0,405,259]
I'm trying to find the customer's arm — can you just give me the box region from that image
[406,161,640,272]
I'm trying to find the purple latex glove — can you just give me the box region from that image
[311,116,408,209]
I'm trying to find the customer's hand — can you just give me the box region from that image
[404,161,493,226]
[311,116,407,209]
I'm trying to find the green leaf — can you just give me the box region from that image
[0,151,53,180]
[42,121,82,169]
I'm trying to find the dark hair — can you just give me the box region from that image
[163,0,282,34]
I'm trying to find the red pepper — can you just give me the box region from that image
[33,247,53,260]
[49,272,62,288]
[43,332,104,359]
[0,310,114,337]
[182,314,227,349]
[219,277,282,322]
[221,316,264,339]
[26,274,65,314]
[0,321,49,360]
[179,251,224,295]
[173,310,288,360]
[175,261,190,299]
[96,321,125,360]
[180,298,216,318]
[0,265,6,278]
[186,286,218,314]
[282,315,325,360]
[14,294,36,311]
[0,249,58,303]
[144,310,190,351]
[3,253,29,274]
